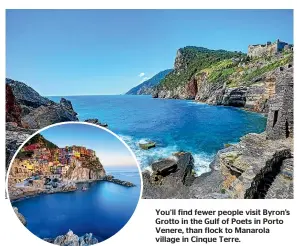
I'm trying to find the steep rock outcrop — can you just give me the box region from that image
[6,84,22,126]
[68,159,106,182]
[5,78,79,169]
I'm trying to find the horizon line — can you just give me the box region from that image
[45,93,128,97]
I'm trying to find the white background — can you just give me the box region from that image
[1,0,296,245]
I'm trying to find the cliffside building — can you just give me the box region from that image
[266,65,293,140]
[248,39,293,58]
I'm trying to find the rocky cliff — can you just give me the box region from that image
[5,78,79,169]
[126,69,173,95]
[153,45,293,114]
[67,158,106,182]
[143,65,294,199]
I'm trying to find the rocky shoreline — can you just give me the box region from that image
[44,230,99,246]
[143,63,293,199]
[102,175,136,187]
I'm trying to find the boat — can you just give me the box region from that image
[82,187,88,191]
[139,141,156,150]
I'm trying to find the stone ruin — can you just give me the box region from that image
[266,64,293,140]
[248,39,293,58]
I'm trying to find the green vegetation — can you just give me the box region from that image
[17,150,34,159]
[243,53,293,84]
[157,46,293,92]
[158,46,245,90]
[25,133,58,149]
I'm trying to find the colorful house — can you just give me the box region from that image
[23,160,35,171]
[74,151,80,158]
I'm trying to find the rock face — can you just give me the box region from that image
[126,69,173,95]
[45,230,99,246]
[69,167,105,181]
[13,207,27,226]
[265,158,293,199]
[68,159,106,182]
[5,78,79,169]
[6,84,22,126]
[21,101,78,129]
[204,133,293,199]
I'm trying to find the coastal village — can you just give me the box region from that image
[11,143,97,182]
[8,134,135,202]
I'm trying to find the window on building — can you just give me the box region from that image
[273,110,278,127]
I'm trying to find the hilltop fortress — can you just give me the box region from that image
[248,39,293,58]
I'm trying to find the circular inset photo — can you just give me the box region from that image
[6,122,142,245]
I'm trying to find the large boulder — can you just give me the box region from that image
[142,152,194,199]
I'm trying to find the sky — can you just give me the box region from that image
[6,9,293,96]
[39,123,137,167]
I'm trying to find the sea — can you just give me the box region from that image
[12,166,141,242]
[50,95,267,175]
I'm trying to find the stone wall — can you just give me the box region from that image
[248,40,292,58]
[266,66,293,140]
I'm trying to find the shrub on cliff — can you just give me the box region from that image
[158,46,245,90]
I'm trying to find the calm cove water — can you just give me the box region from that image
[50,95,267,175]
[12,167,141,241]
[50,95,266,174]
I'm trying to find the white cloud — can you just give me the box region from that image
[139,72,145,77]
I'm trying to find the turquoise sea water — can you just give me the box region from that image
[50,95,267,175]
[12,167,141,242]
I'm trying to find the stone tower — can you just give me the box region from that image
[266,65,293,140]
